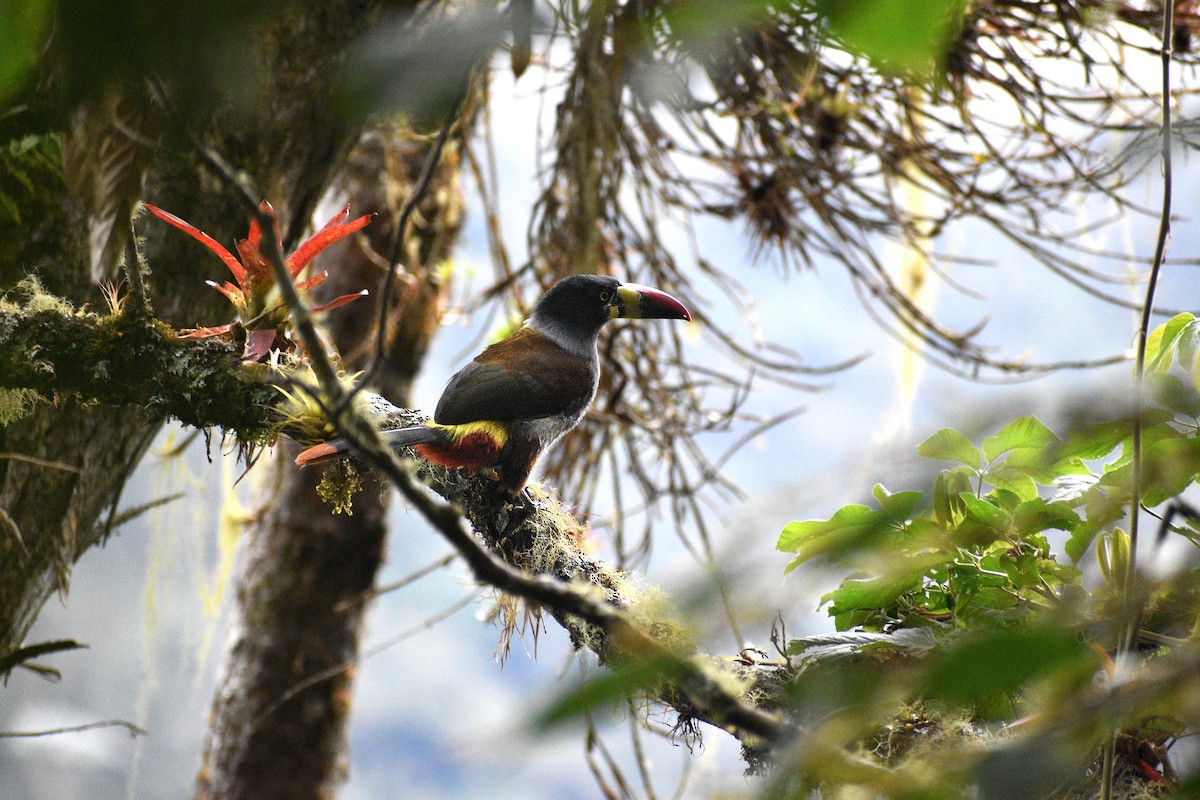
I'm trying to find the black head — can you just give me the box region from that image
[531,275,622,332]
[527,275,691,353]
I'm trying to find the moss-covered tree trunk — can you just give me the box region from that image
[0,0,383,680]
[196,121,463,800]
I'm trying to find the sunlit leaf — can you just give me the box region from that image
[1179,317,1200,375]
[1065,490,1126,562]
[1012,500,1079,537]
[779,504,893,571]
[1145,312,1196,373]
[816,0,969,81]
[872,484,924,519]
[918,428,981,468]
[982,416,1058,462]
[931,467,975,527]
[985,467,1038,501]
[1055,418,1135,461]
[822,552,950,619]
[959,494,1010,532]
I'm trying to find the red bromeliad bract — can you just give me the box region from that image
[145,200,372,360]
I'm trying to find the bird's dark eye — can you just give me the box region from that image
[599,291,612,302]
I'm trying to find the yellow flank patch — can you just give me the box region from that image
[445,420,508,447]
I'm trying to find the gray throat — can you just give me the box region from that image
[524,313,601,361]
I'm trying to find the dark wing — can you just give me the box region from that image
[434,328,597,424]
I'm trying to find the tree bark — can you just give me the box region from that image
[197,119,463,800]
[0,0,384,689]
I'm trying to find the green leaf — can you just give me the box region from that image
[779,504,892,571]
[959,494,1011,531]
[1179,319,1200,374]
[1066,491,1127,562]
[535,656,682,729]
[0,1,53,101]
[821,552,952,617]
[984,467,1038,501]
[1055,419,1134,461]
[816,0,969,81]
[1003,441,1090,485]
[931,467,975,527]
[1145,312,1196,373]
[823,575,921,617]
[918,428,981,468]
[1147,372,1200,418]
[1013,500,1080,536]
[872,484,924,519]
[921,626,1096,715]
[663,0,776,41]
[982,416,1058,462]
[987,488,1024,513]
[1141,435,1200,507]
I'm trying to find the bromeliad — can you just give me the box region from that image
[145,201,372,361]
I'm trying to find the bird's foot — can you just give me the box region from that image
[497,488,537,541]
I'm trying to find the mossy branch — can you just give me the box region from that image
[0,302,279,439]
[0,280,794,756]
[305,394,795,753]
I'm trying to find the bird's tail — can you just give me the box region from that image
[294,425,446,467]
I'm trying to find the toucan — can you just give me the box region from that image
[295,274,692,491]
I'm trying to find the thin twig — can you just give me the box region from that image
[0,719,146,738]
[1104,5,1175,800]
[358,105,459,395]
[334,552,458,612]
[1127,0,1176,631]
[0,453,81,472]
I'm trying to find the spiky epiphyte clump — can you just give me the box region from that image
[270,367,367,444]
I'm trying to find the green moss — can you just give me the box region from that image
[2,276,75,315]
[316,460,361,515]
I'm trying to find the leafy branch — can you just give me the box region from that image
[773,311,1200,794]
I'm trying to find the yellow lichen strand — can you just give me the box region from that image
[0,388,41,425]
